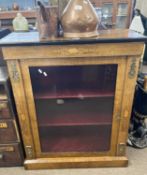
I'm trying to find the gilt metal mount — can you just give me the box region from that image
[128,59,137,79]
[10,62,20,83]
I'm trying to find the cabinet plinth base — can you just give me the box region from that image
[24,156,128,170]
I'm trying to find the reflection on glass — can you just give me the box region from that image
[29,65,117,153]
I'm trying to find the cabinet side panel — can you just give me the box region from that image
[117,56,140,156]
[6,60,35,159]
[110,57,127,156]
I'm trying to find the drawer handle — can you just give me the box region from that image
[0,146,14,152]
[0,103,6,111]
[0,153,3,160]
[0,123,8,128]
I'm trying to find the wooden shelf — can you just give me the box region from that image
[34,90,115,100]
[36,97,114,127]
[0,10,36,20]
[39,122,112,127]
[38,114,112,127]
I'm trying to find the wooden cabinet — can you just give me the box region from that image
[0,29,146,169]
[0,66,24,166]
[0,0,134,29]
[92,0,134,29]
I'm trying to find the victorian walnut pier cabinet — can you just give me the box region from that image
[0,29,146,170]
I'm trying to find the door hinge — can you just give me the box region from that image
[26,146,33,159]
[117,143,126,156]
[10,62,20,83]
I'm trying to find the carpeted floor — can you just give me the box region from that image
[0,147,147,175]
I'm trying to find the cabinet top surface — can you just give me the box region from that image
[0,29,146,47]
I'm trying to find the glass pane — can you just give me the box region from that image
[102,3,113,16]
[116,3,128,28]
[118,3,128,15]
[29,65,118,153]
[101,3,113,28]
[116,16,127,28]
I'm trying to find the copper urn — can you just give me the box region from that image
[61,0,99,38]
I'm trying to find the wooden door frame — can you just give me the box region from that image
[20,56,126,158]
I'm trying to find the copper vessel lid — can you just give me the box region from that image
[61,0,99,38]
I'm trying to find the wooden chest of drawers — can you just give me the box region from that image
[0,120,18,143]
[0,143,23,167]
[0,66,23,166]
[0,101,12,119]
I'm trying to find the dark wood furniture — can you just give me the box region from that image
[0,66,24,166]
[0,29,146,169]
[0,0,134,29]
[91,0,134,29]
[0,11,36,20]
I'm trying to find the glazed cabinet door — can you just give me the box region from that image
[20,57,126,158]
